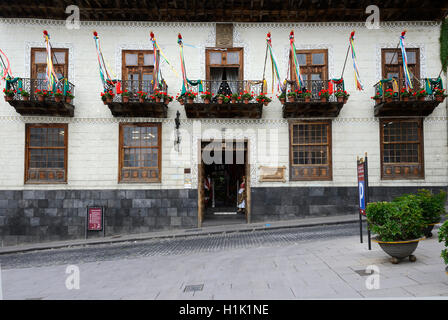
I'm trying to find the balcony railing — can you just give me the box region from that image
[6,78,75,102]
[184,80,264,103]
[283,79,345,102]
[373,78,440,103]
[105,79,168,103]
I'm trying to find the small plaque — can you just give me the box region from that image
[259,166,286,182]
[216,23,233,47]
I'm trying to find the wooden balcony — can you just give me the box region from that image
[104,79,168,118]
[282,79,346,118]
[5,78,75,117]
[372,78,443,117]
[183,80,264,119]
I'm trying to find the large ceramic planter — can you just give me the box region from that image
[373,236,422,264]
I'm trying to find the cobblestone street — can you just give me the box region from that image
[1,222,448,299]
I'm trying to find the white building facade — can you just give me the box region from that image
[0,17,447,246]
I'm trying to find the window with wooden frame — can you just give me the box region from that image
[122,50,154,93]
[119,123,161,183]
[25,124,68,184]
[289,121,332,181]
[292,49,328,86]
[380,119,424,180]
[31,48,68,92]
[381,48,420,86]
[206,48,243,95]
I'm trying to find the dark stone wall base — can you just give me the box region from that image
[250,186,448,222]
[0,189,198,247]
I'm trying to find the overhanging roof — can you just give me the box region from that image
[1,0,448,22]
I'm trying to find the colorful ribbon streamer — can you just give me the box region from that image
[93,31,117,91]
[150,31,179,90]
[43,30,59,91]
[177,33,189,93]
[425,77,443,94]
[349,31,363,91]
[0,48,12,81]
[399,31,413,90]
[289,31,304,90]
[266,32,283,93]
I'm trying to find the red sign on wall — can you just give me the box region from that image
[88,207,103,231]
[357,162,366,216]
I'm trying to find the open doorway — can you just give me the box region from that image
[198,140,249,227]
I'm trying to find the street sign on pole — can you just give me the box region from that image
[357,153,371,250]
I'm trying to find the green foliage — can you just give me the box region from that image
[441,19,448,74]
[366,195,425,242]
[439,220,448,265]
[393,189,447,224]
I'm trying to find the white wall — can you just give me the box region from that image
[0,19,446,190]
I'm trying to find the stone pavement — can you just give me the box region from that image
[0,214,359,254]
[1,225,447,299]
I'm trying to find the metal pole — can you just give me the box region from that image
[357,156,363,243]
[365,152,371,250]
[340,44,350,79]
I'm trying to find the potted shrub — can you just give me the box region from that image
[121,90,131,103]
[231,93,239,103]
[413,89,428,101]
[184,91,196,104]
[65,91,74,104]
[137,91,147,103]
[400,88,412,102]
[287,90,296,102]
[216,94,226,104]
[301,90,312,102]
[414,189,446,238]
[153,90,164,103]
[277,92,286,104]
[366,195,425,264]
[240,91,254,104]
[35,89,50,102]
[434,88,447,102]
[384,88,394,103]
[318,89,330,102]
[438,220,448,274]
[102,90,114,103]
[256,94,272,106]
[371,92,382,105]
[53,89,64,103]
[3,88,16,101]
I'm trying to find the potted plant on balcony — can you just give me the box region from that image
[176,93,185,105]
[438,220,448,274]
[137,91,147,103]
[301,90,312,102]
[287,90,296,102]
[334,90,349,103]
[53,89,64,103]
[240,91,254,104]
[231,93,239,103]
[216,94,226,104]
[3,88,16,101]
[153,90,165,103]
[65,91,74,104]
[20,89,30,101]
[400,88,412,102]
[256,94,272,106]
[371,92,382,105]
[201,91,213,104]
[413,89,428,102]
[164,95,173,105]
[101,90,114,103]
[184,91,196,104]
[277,92,286,104]
[434,88,447,102]
[121,90,131,103]
[318,89,330,102]
[384,88,394,103]
[366,195,425,264]
[35,89,50,102]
